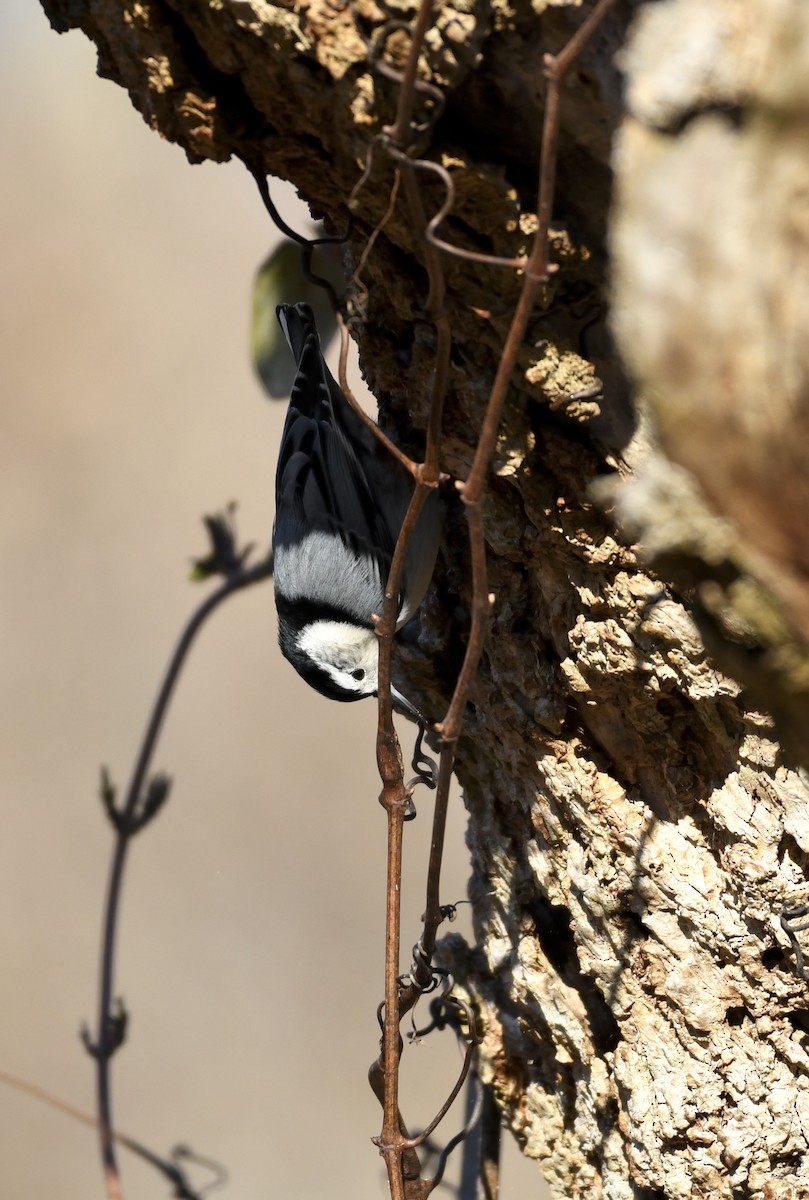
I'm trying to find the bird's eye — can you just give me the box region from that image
[352,668,366,681]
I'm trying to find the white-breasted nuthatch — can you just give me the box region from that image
[272,302,443,716]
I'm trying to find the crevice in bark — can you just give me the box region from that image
[779,831,809,878]
[648,102,747,140]
[157,0,268,147]
[528,895,622,1055]
[761,946,785,970]
[725,1005,749,1027]
[786,1009,809,1037]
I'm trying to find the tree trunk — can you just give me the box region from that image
[38,0,809,1196]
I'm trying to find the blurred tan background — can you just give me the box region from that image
[0,5,544,1197]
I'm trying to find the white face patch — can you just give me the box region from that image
[297,621,379,697]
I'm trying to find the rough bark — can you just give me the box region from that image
[611,0,809,767]
[39,0,809,1196]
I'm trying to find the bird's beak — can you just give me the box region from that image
[390,684,425,723]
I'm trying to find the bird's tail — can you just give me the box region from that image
[276,302,318,367]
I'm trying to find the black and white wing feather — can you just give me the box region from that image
[275,308,399,566]
[273,303,414,632]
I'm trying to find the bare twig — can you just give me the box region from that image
[245,161,350,309]
[351,168,403,318]
[416,157,527,272]
[459,1080,501,1200]
[88,524,272,1199]
[781,897,809,980]
[402,999,479,1152]
[335,313,421,477]
[384,4,444,149]
[0,1068,226,1199]
[363,9,453,1197]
